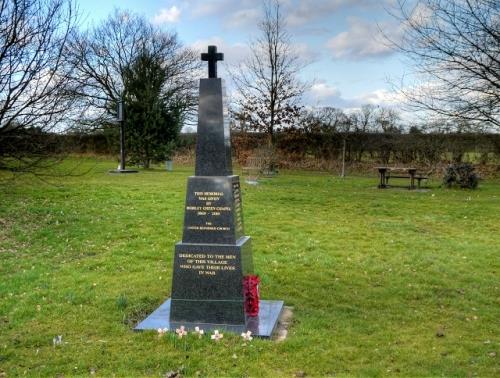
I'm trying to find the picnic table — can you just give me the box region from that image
[376,167,428,189]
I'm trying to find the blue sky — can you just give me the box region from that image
[77,0,410,111]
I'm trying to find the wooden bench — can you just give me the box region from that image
[377,167,428,189]
[242,152,279,181]
[242,156,266,181]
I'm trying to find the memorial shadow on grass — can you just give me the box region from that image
[0,157,499,376]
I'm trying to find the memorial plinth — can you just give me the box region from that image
[135,46,283,337]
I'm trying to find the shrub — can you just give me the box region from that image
[443,163,479,189]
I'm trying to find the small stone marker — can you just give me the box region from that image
[165,160,173,171]
[135,46,283,337]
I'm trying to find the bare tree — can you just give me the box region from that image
[66,10,200,130]
[350,104,378,162]
[313,107,353,177]
[299,106,353,176]
[232,0,307,147]
[0,0,78,172]
[390,0,500,130]
[316,107,349,132]
[375,107,401,133]
[353,104,376,133]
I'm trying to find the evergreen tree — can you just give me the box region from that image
[123,52,182,168]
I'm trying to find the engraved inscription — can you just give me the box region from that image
[232,182,243,233]
[185,190,233,232]
[178,252,237,276]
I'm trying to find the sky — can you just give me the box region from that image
[76,0,412,113]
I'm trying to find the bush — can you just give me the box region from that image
[443,163,479,189]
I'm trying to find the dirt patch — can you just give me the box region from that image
[273,306,293,342]
[123,297,162,328]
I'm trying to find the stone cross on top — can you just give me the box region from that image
[201,45,224,78]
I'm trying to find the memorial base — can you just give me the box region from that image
[170,237,253,324]
[134,299,284,338]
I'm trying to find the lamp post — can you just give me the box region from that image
[117,100,126,171]
[109,96,137,173]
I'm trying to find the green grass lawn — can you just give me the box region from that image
[1,158,499,377]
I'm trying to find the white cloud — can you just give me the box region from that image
[326,18,400,59]
[189,0,256,18]
[190,1,221,17]
[152,6,181,24]
[407,1,433,27]
[304,83,407,110]
[185,0,389,32]
[354,87,421,123]
[292,42,321,65]
[311,82,341,99]
[224,8,260,28]
[191,37,250,66]
[286,0,389,26]
[358,88,405,106]
[304,81,343,106]
[287,0,344,27]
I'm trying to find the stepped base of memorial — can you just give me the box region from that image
[134,299,284,338]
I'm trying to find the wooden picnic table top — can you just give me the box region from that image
[375,166,417,172]
[375,167,417,176]
[376,166,428,190]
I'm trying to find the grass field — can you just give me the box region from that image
[0,158,499,377]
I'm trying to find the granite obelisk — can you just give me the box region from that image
[135,46,283,337]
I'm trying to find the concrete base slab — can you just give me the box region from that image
[134,299,284,338]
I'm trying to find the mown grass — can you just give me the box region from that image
[0,158,499,377]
